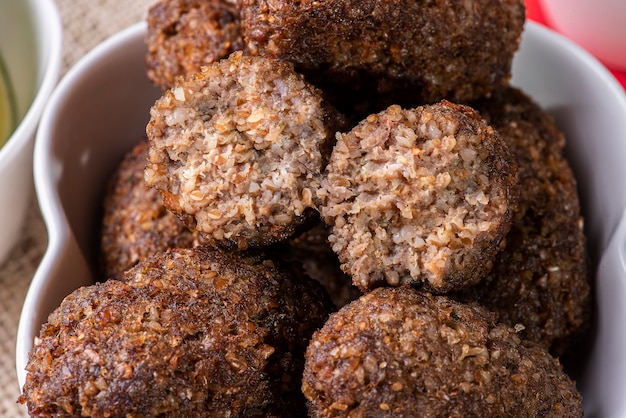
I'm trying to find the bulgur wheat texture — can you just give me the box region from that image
[19,247,334,417]
[100,138,209,280]
[302,287,583,417]
[145,51,348,250]
[269,220,362,308]
[318,102,518,293]
[146,0,244,90]
[453,86,591,356]
[239,0,525,106]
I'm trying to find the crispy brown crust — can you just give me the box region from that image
[145,51,349,250]
[319,102,519,293]
[20,247,334,417]
[100,138,210,280]
[238,0,525,106]
[268,220,362,308]
[453,86,591,356]
[99,139,358,308]
[302,287,583,417]
[146,0,244,90]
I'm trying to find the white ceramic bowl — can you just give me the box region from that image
[16,21,626,417]
[0,0,63,263]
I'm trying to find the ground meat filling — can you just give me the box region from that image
[319,102,518,293]
[146,51,347,249]
[302,287,583,417]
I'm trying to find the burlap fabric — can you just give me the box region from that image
[0,0,152,415]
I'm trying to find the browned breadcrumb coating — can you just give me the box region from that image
[238,0,525,106]
[100,138,210,280]
[302,287,583,418]
[145,51,349,250]
[146,0,243,90]
[269,220,362,308]
[318,102,518,293]
[453,86,591,356]
[19,247,334,417]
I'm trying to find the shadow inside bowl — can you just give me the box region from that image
[16,22,161,386]
[0,0,63,264]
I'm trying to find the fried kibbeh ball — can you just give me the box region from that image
[19,247,334,417]
[145,51,350,250]
[100,138,210,280]
[302,287,583,418]
[318,102,518,293]
[238,0,525,106]
[453,86,591,356]
[146,0,243,90]
[269,220,362,308]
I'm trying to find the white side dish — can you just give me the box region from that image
[0,0,63,263]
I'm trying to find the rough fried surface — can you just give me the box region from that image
[269,220,362,308]
[239,0,525,107]
[453,86,591,356]
[146,51,349,250]
[318,102,518,293]
[100,139,209,280]
[103,139,358,305]
[302,287,583,417]
[19,247,334,417]
[146,0,243,90]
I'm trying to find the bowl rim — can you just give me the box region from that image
[0,0,63,165]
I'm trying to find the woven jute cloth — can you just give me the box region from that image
[0,0,153,415]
